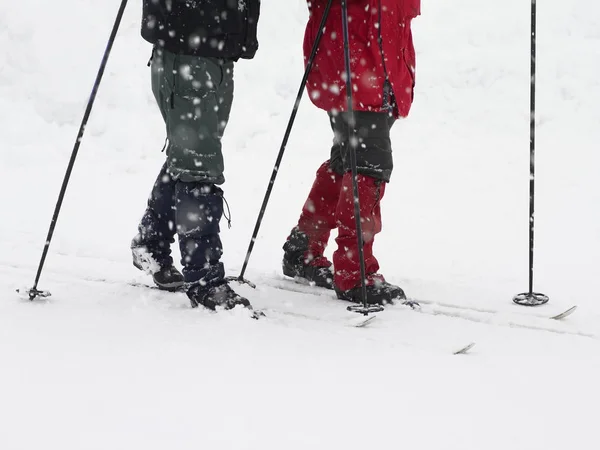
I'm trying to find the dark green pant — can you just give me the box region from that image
[150,47,234,184]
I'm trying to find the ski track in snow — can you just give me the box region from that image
[1,0,600,449]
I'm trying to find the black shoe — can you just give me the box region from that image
[282,228,334,289]
[132,245,184,292]
[335,280,406,305]
[152,266,184,292]
[282,258,334,289]
[187,281,251,311]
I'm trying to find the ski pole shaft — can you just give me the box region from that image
[236,0,334,281]
[511,0,548,307]
[528,0,536,295]
[28,0,129,300]
[341,0,368,311]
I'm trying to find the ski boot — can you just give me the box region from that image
[132,245,184,292]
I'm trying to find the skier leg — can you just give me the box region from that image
[160,51,249,310]
[282,114,347,288]
[131,47,183,290]
[333,111,405,304]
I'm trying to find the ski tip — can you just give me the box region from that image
[352,315,377,328]
[251,309,266,320]
[402,299,421,310]
[453,342,476,355]
[550,305,577,321]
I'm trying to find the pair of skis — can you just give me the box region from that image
[121,276,579,355]
[125,277,578,327]
[125,280,477,354]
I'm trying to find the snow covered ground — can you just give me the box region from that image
[1,0,599,449]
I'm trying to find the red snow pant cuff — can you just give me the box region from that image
[333,173,386,292]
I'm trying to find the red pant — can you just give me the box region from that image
[294,162,386,291]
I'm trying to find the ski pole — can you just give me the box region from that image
[339,0,382,316]
[513,0,549,306]
[230,0,335,286]
[24,0,129,301]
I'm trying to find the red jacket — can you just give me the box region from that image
[304,0,420,118]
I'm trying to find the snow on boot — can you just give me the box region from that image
[132,245,184,291]
[131,244,162,275]
[187,280,251,311]
[335,279,406,305]
[283,227,334,289]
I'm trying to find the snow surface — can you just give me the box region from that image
[1,0,599,449]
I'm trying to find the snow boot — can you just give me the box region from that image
[187,280,251,310]
[175,181,254,310]
[335,278,406,305]
[132,163,183,291]
[132,244,184,291]
[333,173,407,303]
[282,160,341,289]
[150,265,184,292]
[283,227,334,289]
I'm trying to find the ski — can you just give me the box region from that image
[413,297,578,322]
[126,281,383,327]
[264,276,593,338]
[125,282,265,320]
[401,297,578,322]
[549,305,578,320]
[352,315,377,328]
[268,275,578,323]
[454,342,476,355]
[127,281,183,292]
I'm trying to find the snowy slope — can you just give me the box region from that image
[1,0,599,449]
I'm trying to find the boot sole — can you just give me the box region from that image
[334,288,406,305]
[154,280,184,292]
